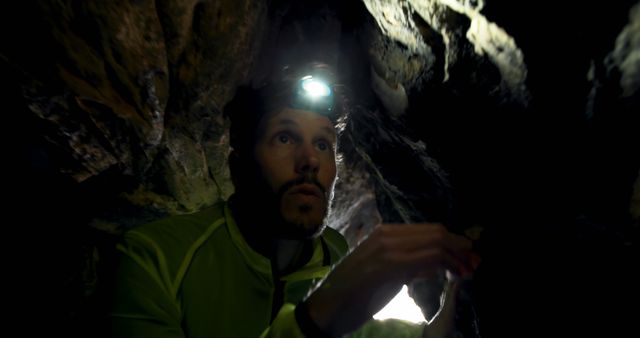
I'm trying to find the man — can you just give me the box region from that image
[109,63,477,337]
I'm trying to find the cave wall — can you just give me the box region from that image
[1,0,638,337]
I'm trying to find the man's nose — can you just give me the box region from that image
[295,143,320,174]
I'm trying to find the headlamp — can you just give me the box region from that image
[291,75,334,114]
[300,76,331,98]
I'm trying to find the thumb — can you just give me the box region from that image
[424,280,460,338]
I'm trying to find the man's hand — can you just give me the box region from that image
[422,279,461,338]
[304,223,477,336]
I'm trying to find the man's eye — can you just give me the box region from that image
[316,141,329,151]
[277,134,290,144]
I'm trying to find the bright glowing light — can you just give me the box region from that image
[373,285,426,323]
[301,78,331,98]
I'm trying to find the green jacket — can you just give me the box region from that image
[110,201,423,337]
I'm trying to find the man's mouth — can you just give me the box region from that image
[289,183,323,199]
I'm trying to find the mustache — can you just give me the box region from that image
[276,175,326,198]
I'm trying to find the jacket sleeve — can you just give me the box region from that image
[346,319,424,338]
[109,240,184,338]
[259,303,306,338]
[260,303,423,338]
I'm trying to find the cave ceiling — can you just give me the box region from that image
[1,0,638,256]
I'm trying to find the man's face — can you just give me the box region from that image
[254,108,337,238]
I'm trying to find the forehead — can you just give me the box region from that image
[260,108,336,134]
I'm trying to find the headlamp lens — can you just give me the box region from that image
[289,74,334,114]
[301,76,331,98]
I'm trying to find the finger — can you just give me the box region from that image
[387,248,471,279]
[376,224,473,253]
[440,280,461,316]
[468,252,482,270]
[452,252,482,279]
[378,238,475,276]
[422,281,460,338]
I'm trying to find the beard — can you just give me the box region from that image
[233,161,332,240]
[274,174,332,238]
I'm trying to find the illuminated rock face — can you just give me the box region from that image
[5,0,268,230]
[4,0,636,230]
[2,1,638,336]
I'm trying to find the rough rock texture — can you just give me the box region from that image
[5,0,267,231]
[1,0,638,337]
[3,0,269,334]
